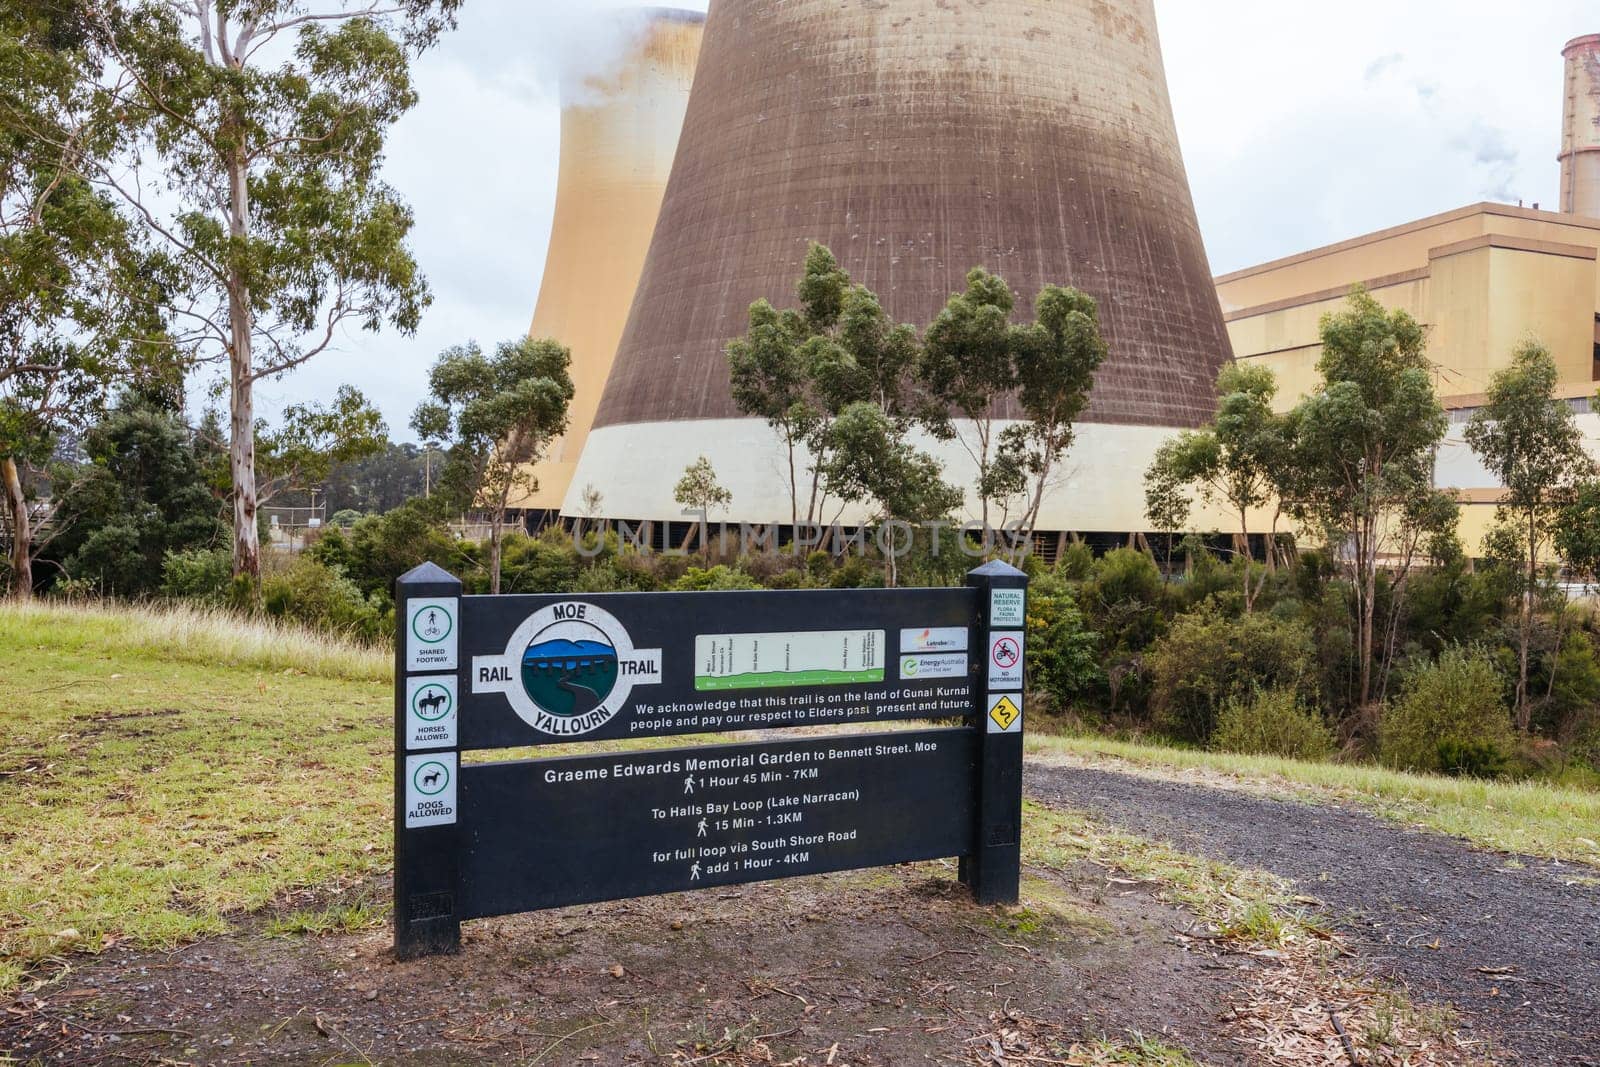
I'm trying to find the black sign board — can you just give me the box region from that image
[393,561,1028,959]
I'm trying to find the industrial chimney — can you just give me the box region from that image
[570,0,1234,531]
[518,8,704,514]
[1561,34,1600,219]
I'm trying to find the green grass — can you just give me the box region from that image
[1023,802,1326,948]
[0,601,740,992]
[1028,733,1600,869]
[264,898,390,938]
[1074,1035,1198,1066]
[0,602,394,990]
[1,599,391,682]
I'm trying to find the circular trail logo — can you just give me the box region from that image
[522,620,619,717]
[471,602,662,737]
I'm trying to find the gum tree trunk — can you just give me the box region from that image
[226,148,261,583]
[2,456,32,601]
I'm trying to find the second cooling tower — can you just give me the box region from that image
[519,9,703,513]
[569,0,1233,531]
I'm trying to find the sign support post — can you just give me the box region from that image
[966,560,1028,905]
[394,562,463,959]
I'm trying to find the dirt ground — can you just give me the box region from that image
[1,858,1272,1066]
[1026,763,1600,1066]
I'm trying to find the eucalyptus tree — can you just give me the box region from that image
[673,455,732,552]
[818,401,962,586]
[73,0,460,582]
[1557,475,1600,597]
[726,243,926,528]
[412,338,572,596]
[1143,363,1290,613]
[725,297,818,526]
[0,0,174,599]
[254,384,387,508]
[1287,288,1451,717]
[1001,284,1106,546]
[1466,342,1594,730]
[920,269,1018,529]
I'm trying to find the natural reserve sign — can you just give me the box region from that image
[391,561,1027,960]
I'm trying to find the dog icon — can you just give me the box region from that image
[421,770,442,788]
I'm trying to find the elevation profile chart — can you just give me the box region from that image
[569,0,1233,531]
[695,630,885,691]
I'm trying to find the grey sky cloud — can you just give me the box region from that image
[1364,52,1405,80]
[245,1,1596,439]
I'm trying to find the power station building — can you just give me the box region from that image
[1221,35,1600,553]
[528,0,1235,539]
[522,7,1600,556]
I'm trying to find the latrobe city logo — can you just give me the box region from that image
[473,602,662,736]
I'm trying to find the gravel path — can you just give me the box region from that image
[1026,763,1600,1066]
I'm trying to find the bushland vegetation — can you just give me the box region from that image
[6,263,1597,787]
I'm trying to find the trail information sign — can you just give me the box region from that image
[393,560,1027,958]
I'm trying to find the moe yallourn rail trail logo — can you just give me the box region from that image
[521,624,619,716]
[473,601,662,736]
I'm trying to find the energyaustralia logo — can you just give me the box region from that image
[473,602,661,736]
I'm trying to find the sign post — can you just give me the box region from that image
[966,560,1028,904]
[391,560,1027,958]
[394,562,463,959]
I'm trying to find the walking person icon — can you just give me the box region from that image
[683,775,695,795]
[697,817,708,837]
[689,860,701,881]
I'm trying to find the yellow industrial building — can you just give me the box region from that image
[1213,32,1600,555]
[1217,201,1600,550]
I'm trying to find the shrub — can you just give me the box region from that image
[1085,547,1166,654]
[1089,547,1162,606]
[1434,739,1509,779]
[310,499,462,597]
[1535,627,1600,740]
[1148,607,1316,743]
[1380,645,1515,777]
[494,530,581,594]
[828,554,882,589]
[1212,687,1335,760]
[1027,584,1102,713]
[41,403,228,597]
[1056,541,1093,581]
[568,560,650,593]
[671,565,763,591]
[261,556,388,643]
[160,548,234,603]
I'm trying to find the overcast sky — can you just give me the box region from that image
[240,1,1599,438]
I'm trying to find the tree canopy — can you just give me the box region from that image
[412,337,572,595]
